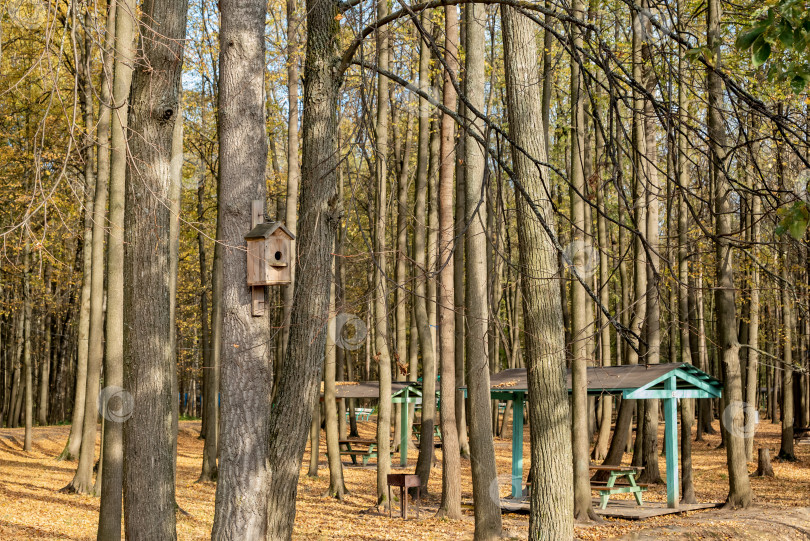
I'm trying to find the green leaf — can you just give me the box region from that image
[753,41,772,66]
[779,24,795,47]
[788,213,808,240]
[736,26,767,50]
[790,74,807,94]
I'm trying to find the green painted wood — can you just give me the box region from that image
[663,377,679,508]
[400,387,409,466]
[624,389,716,399]
[512,392,524,498]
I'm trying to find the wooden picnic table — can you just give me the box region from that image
[339,439,377,466]
[589,464,648,509]
[412,423,442,446]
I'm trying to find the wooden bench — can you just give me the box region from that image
[793,427,810,440]
[347,408,373,422]
[412,423,442,446]
[589,464,647,509]
[339,438,377,466]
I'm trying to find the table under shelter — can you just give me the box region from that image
[460,362,722,508]
[321,380,428,466]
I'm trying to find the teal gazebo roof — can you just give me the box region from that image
[461,363,722,508]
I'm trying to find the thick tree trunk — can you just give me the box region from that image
[502,6,574,537]
[121,0,187,536]
[265,0,341,535]
[211,0,273,537]
[464,4,502,537]
[707,0,752,507]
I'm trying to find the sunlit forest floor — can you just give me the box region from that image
[1,416,809,540]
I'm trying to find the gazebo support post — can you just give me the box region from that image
[663,377,679,508]
[400,387,409,466]
[511,392,524,499]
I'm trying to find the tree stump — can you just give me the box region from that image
[754,447,774,477]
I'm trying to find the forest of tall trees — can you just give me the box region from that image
[1,0,810,538]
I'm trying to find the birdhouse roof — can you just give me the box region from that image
[244,222,295,240]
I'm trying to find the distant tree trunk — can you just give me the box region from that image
[265,0,342,535]
[308,398,320,476]
[707,0,752,508]
[198,144,218,481]
[502,5,574,537]
[22,241,32,451]
[592,85,611,462]
[96,0,135,529]
[569,0,596,520]
[38,264,52,426]
[453,14,469,457]
[639,92,662,485]
[464,4,502,537]
[745,139,761,462]
[325,250,347,498]
[434,5,463,518]
[372,0,393,508]
[280,0,300,370]
[121,0,187,536]
[58,3,106,461]
[210,0,272,537]
[754,448,774,477]
[778,245,796,461]
[677,40,696,501]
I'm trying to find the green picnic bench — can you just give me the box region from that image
[412,423,441,446]
[589,464,648,509]
[347,407,373,422]
[339,438,377,466]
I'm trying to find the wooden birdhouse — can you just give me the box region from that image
[244,221,295,286]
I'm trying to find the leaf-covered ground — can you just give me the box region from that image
[0,416,808,539]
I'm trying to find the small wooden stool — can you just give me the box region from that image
[387,473,421,519]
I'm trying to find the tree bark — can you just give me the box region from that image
[502,6,575,537]
[435,4,461,521]
[210,0,273,537]
[464,4,502,537]
[707,0,752,507]
[265,0,341,535]
[121,0,188,536]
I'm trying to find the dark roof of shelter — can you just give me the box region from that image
[321,381,419,400]
[461,362,721,396]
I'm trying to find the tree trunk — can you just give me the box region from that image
[502,6,574,537]
[121,0,187,536]
[435,4,461,520]
[569,0,597,520]
[96,0,135,530]
[325,250,347,498]
[280,0,301,371]
[372,0,393,508]
[265,0,341,534]
[754,447,774,477]
[210,0,273,537]
[22,241,32,451]
[464,4,502,537]
[707,0,752,507]
[38,264,52,426]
